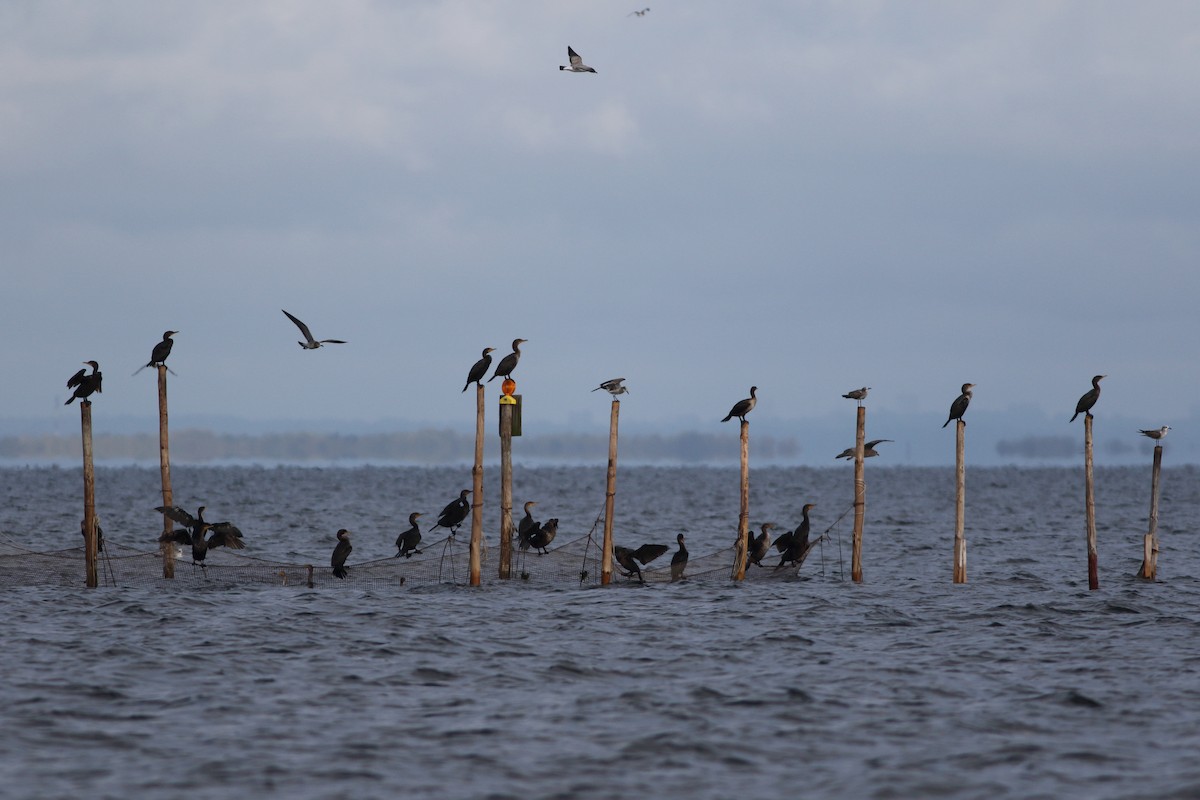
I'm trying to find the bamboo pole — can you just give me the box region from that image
[81,400,98,589]
[498,400,514,579]
[733,419,750,581]
[1085,414,1099,590]
[157,364,175,579]
[953,419,967,583]
[851,405,865,583]
[1140,444,1163,580]
[601,398,619,586]
[469,383,485,586]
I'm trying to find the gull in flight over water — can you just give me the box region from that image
[560,46,597,73]
[282,309,347,349]
[628,7,650,16]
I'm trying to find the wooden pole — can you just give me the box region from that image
[1140,444,1163,580]
[81,400,98,589]
[733,419,750,581]
[498,400,514,579]
[157,364,175,579]
[469,383,485,586]
[601,399,619,586]
[953,419,967,583]
[1085,414,1099,590]
[851,405,866,583]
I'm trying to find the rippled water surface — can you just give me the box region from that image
[3,464,1200,799]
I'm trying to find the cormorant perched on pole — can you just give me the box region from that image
[943,383,975,428]
[462,348,496,392]
[395,512,423,558]
[65,361,103,405]
[842,387,870,406]
[776,504,815,569]
[134,331,177,375]
[670,534,688,581]
[1071,375,1106,422]
[517,501,539,550]
[835,439,893,460]
[488,339,527,382]
[1139,426,1171,442]
[747,522,775,567]
[155,505,244,567]
[592,378,629,398]
[432,489,472,537]
[527,518,558,555]
[331,529,352,579]
[614,543,669,584]
[282,309,346,349]
[721,386,757,423]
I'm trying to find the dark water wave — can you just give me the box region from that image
[3,465,1200,799]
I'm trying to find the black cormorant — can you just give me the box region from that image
[462,348,496,392]
[155,505,245,567]
[395,512,423,558]
[331,529,352,579]
[614,543,669,584]
[1139,426,1170,442]
[517,501,539,550]
[943,383,975,428]
[65,361,102,405]
[488,339,527,382]
[721,386,757,423]
[592,378,629,397]
[670,533,688,581]
[1071,375,1106,422]
[282,309,346,349]
[432,489,472,536]
[835,439,893,460]
[776,504,815,569]
[747,522,775,567]
[527,518,558,555]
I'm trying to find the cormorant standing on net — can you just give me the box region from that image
[943,383,975,428]
[835,439,893,460]
[747,523,775,567]
[65,361,102,405]
[1071,375,1106,422]
[331,529,352,578]
[517,501,539,551]
[1139,426,1171,442]
[155,505,245,567]
[776,504,815,569]
[462,347,496,392]
[592,378,629,398]
[134,331,178,375]
[614,543,669,584]
[395,512,423,558]
[721,386,757,423]
[282,309,347,349]
[670,534,688,581]
[432,489,472,537]
[527,518,558,555]
[488,339,527,382]
[842,387,870,405]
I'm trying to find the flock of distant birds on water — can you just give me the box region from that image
[64,309,1172,585]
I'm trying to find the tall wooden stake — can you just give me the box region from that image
[498,400,514,579]
[953,419,967,583]
[601,399,619,586]
[81,401,98,589]
[1085,414,1099,590]
[157,364,175,579]
[733,420,750,581]
[851,405,866,583]
[469,383,485,586]
[1140,444,1163,580]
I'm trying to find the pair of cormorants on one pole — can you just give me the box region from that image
[461,339,528,391]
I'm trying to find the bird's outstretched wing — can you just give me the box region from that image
[631,544,669,565]
[282,309,316,344]
[207,522,245,549]
[67,368,87,389]
[155,505,197,527]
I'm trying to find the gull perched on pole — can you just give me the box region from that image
[592,378,629,398]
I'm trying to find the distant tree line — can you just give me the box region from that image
[0,429,801,464]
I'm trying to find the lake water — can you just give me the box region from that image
[2,463,1199,799]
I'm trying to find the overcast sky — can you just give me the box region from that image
[3,1,1198,439]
